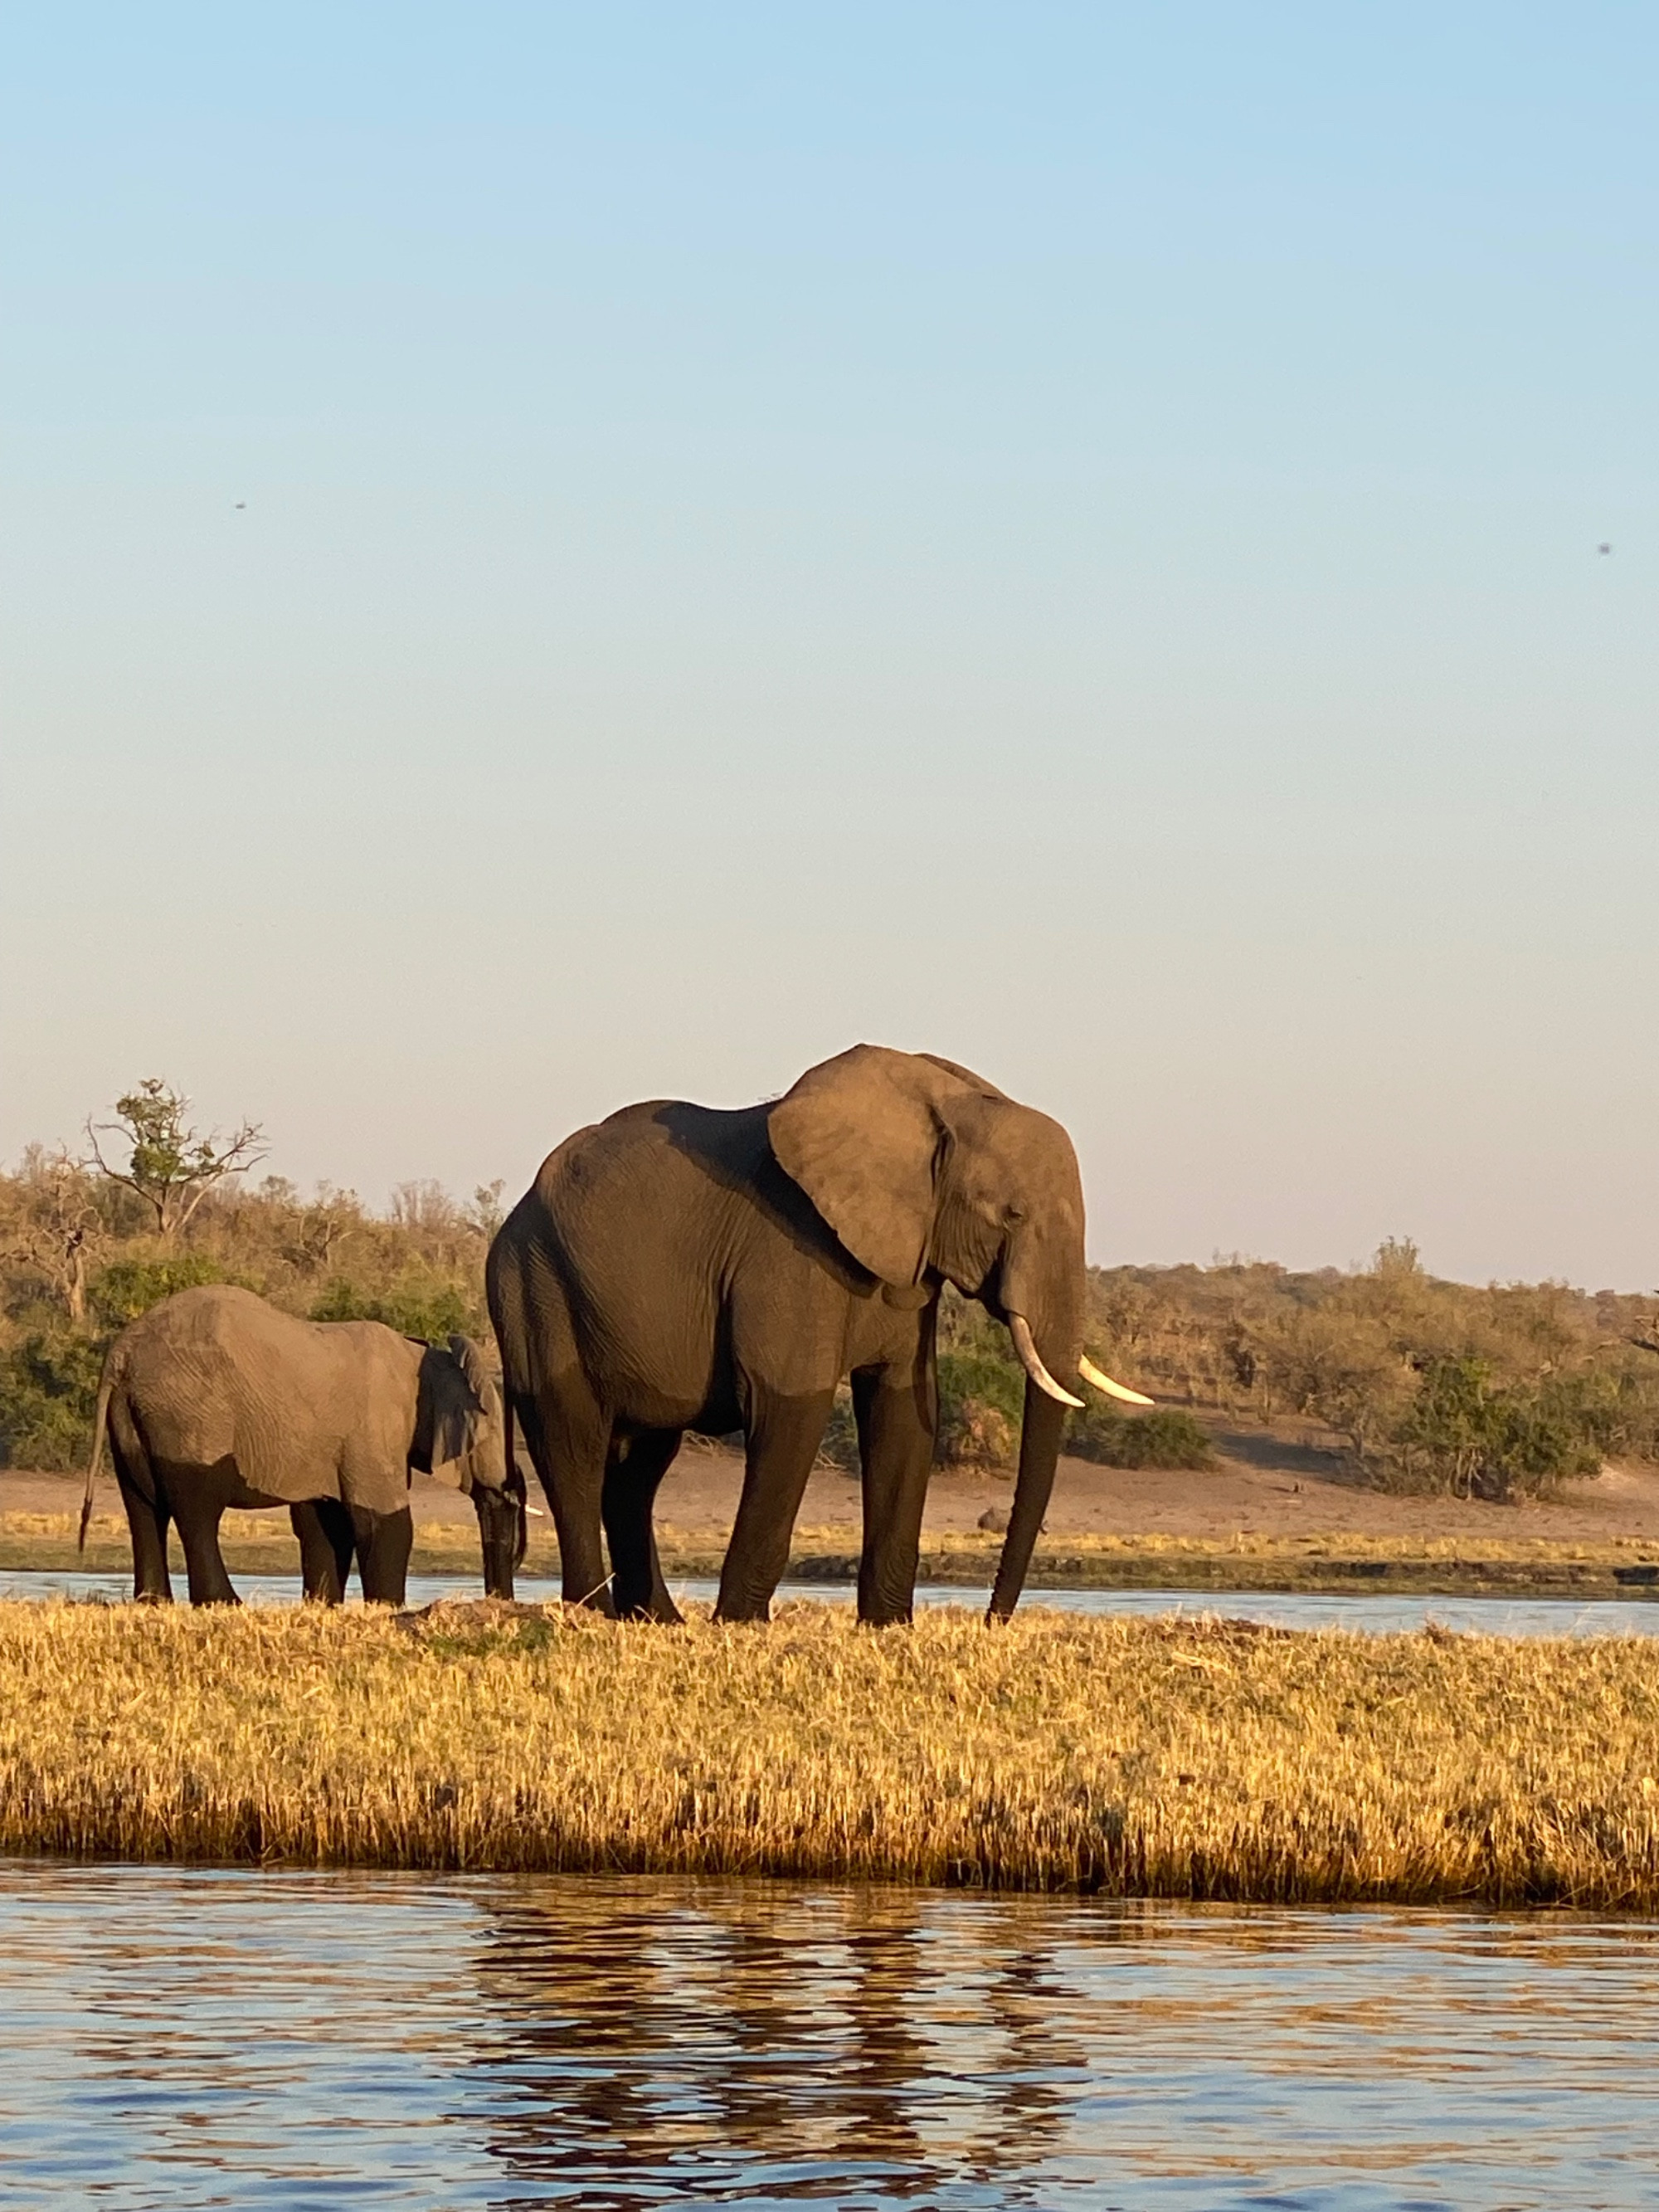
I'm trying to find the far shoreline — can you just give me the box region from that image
[8,1520,1659,1601]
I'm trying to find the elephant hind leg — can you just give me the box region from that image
[603,1428,684,1623]
[520,1381,615,1614]
[171,1488,240,1607]
[351,1505,412,1607]
[291,1498,354,1605]
[715,1388,835,1624]
[109,1425,173,1604]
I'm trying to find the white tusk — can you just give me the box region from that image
[1008,1314,1085,1408]
[1079,1356,1155,1406]
[524,1504,546,1517]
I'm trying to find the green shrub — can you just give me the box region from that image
[309,1273,479,1343]
[936,1349,1025,1468]
[817,1391,860,1471]
[90,1254,233,1328]
[0,1327,105,1469]
[1379,1356,1609,1500]
[1067,1404,1216,1470]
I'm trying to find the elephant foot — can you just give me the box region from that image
[712,1598,772,1625]
[616,1596,685,1626]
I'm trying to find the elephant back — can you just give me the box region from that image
[112,1285,416,1512]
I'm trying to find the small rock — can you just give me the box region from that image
[977,1508,1010,1534]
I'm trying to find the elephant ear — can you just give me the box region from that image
[768,1044,991,1286]
[425,1336,496,1488]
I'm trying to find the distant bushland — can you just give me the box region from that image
[1085,1239,1659,1498]
[3,1089,1656,1494]
[0,1087,494,1470]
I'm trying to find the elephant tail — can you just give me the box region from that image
[78,1363,117,1554]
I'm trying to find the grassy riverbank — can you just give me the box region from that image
[3,1599,1659,1907]
[17,1511,1659,1598]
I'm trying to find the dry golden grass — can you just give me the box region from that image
[3,1598,1659,1907]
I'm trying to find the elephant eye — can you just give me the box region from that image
[1004,1204,1027,1226]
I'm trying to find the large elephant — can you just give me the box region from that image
[487,1044,1146,1625]
[79,1284,523,1605]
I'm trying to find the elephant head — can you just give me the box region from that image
[416,1334,523,1597]
[768,1045,1146,1620]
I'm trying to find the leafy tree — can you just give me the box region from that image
[0,1327,105,1471]
[85,1079,265,1243]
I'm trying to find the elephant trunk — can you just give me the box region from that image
[474,1411,524,1601]
[987,1377,1067,1622]
[475,1482,521,1601]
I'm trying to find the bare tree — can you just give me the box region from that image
[467,1180,507,1239]
[85,1079,266,1244]
[389,1179,465,1234]
[282,1182,362,1274]
[6,1145,100,1322]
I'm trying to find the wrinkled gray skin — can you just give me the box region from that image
[82,1284,521,1606]
[487,1045,1091,1625]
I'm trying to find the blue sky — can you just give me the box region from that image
[2,4,1655,1283]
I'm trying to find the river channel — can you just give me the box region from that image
[3,1864,1657,2209]
[7,1571,1659,1636]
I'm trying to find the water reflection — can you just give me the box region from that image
[469,1886,1093,2204]
[3,1866,1659,2208]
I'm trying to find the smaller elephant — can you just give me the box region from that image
[79,1284,523,1606]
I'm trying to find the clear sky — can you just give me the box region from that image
[2,4,1654,1285]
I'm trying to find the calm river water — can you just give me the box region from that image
[5,1570,1659,1638]
[2,1865,1657,2210]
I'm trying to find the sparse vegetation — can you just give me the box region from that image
[4,1599,1659,1907]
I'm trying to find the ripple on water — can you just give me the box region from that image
[2,1864,1657,2209]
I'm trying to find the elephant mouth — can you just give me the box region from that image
[1006,1313,1152,1411]
[1006,1314,1084,1408]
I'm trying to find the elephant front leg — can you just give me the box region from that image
[291,1499,355,1604]
[851,1364,937,1626]
[352,1505,414,1606]
[715,1389,835,1623]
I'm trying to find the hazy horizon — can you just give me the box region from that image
[3,7,1655,1289]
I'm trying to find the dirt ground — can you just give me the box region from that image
[13,1412,1658,1545]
